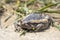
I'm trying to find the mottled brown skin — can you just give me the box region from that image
[15,13,53,32]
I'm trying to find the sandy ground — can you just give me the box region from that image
[1,13,60,40]
[0,25,60,40]
[1,6,60,40]
[0,1,60,40]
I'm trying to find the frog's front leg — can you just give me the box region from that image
[35,24,44,32]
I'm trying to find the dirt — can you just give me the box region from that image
[0,3,60,40]
[0,25,60,40]
[1,10,60,40]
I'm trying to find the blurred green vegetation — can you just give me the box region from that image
[55,25,60,31]
[14,0,60,30]
[14,0,60,20]
[0,0,60,30]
